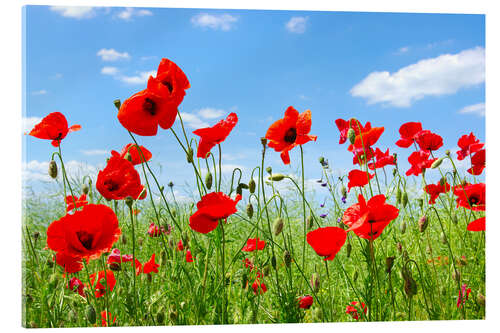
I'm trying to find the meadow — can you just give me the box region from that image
[22,58,485,327]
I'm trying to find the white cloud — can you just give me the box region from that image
[197,107,226,119]
[396,46,410,54]
[97,48,130,61]
[31,90,47,95]
[50,6,96,19]
[350,46,485,107]
[116,7,153,20]
[191,13,238,31]
[180,108,229,128]
[22,160,98,183]
[458,102,485,117]
[23,117,42,133]
[81,149,109,156]
[118,70,156,85]
[285,16,308,34]
[101,66,119,75]
[179,112,210,129]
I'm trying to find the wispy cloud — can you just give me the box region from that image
[350,47,485,107]
[80,149,109,156]
[395,46,410,54]
[50,6,97,19]
[118,70,156,85]
[458,102,485,117]
[22,117,42,133]
[197,108,226,119]
[101,66,119,75]
[115,7,153,21]
[180,107,228,128]
[285,16,308,34]
[179,112,210,129]
[191,13,238,31]
[31,90,47,96]
[97,48,130,62]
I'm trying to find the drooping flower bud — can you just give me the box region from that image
[418,215,428,233]
[347,128,356,145]
[273,217,284,236]
[396,188,402,204]
[156,308,165,324]
[266,166,272,175]
[248,178,256,193]
[404,275,418,297]
[306,215,314,230]
[260,137,268,147]
[239,183,249,190]
[263,265,270,277]
[400,220,407,234]
[241,272,248,289]
[169,309,178,322]
[417,198,423,209]
[477,293,485,307]
[186,147,194,163]
[318,156,325,165]
[353,270,358,282]
[86,304,97,324]
[124,152,132,162]
[205,172,213,190]
[48,160,58,179]
[310,273,320,293]
[269,174,285,181]
[236,184,243,196]
[386,256,395,273]
[402,192,408,208]
[283,250,292,267]
[445,149,451,156]
[113,99,121,110]
[346,243,352,258]
[125,196,134,208]
[82,184,89,195]
[271,255,277,269]
[451,213,458,225]
[431,157,444,169]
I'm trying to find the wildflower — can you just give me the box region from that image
[55,251,83,274]
[177,240,184,251]
[415,130,443,152]
[341,196,347,204]
[243,258,254,270]
[424,181,451,204]
[343,194,399,240]
[457,132,484,160]
[89,270,116,298]
[368,147,396,170]
[334,118,371,144]
[96,156,146,200]
[320,213,328,219]
[67,277,85,297]
[132,259,142,275]
[351,146,375,165]
[47,204,121,260]
[251,279,268,295]
[193,113,238,159]
[107,248,132,270]
[306,227,347,261]
[347,169,374,192]
[27,112,81,147]
[345,301,367,320]
[65,193,88,212]
[265,106,317,165]
[406,150,437,176]
[298,295,314,309]
[467,216,485,232]
[453,182,485,211]
[186,250,194,263]
[189,192,242,234]
[468,149,485,175]
[112,143,152,165]
[242,238,266,252]
[100,311,116,327]
[457,284,471,308]
[147,58,190,105]
[143,253,160,274]
[147,222,169,237]
[347,126,385,153]
[395,122,422,148]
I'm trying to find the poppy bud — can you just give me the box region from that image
[397,220,406,234]
[269,174,285,181]
[205,172,213,190]
[386,256,395,273]
[48,160,58,179]
[266,166,272,175]
[147,273,152,283]
[440,232,447,244]
[248,179,256,193]
[402,192,408,208]
[271,256,277,269]
[452,269,461,282]
[168,309,178,322]
[239,183,249,189]
[431,157,444,169]
[125,196,134,208]
[124,152,132,162]
[341,185,347,199]
[186,147,194,163]
[392,168,397,176]
[418,215,428,233]
[353,270,358,282]
[260,137,268,147]
[347,128,356,145]
[263,265,270,277]
[246,203,254,219]
[241,272,248,289]
[172,209,177,218]
[109,262,121,271]
[273,217,284,236]
[81,184,89,195]
[113,99,121,110]
[318,156,325,165]
[311,273,320,293]
[396,188,402,204]
[236,185,243,196]
[445,149,451,156]
[404,274,417,297]
[121,234,127,245]
[346,243,352,258]
[477,293,485,307]
[451,213,458,225]
[397,242,403,254]
[156,309,165,324]
[461,178,468,186]
[284,250,292,267]
[86,304,97,324]
[458,255,467,266]
[417,198,423,209]
[306,215,314,230]
[32,231,40,241]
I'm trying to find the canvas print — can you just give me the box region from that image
[22,5,485,328]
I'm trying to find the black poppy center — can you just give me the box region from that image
[76,231,94,250]
[284,127,297,143]
[142,98,157,116]
[469,196,479,206]
[162,80,173,93]
[104,179,120,192]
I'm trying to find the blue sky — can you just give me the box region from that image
[23,5,485,198]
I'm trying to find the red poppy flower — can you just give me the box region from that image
[457,132,484,160]
[89,270,116,298]
[343,194,399,240]
[334,118,371,144]
[368,148,396,170]
[96,156,146,201]
[405,150,437,177]
[186,250,194,263]
[347,127,385,153]
[177,240,184,251]
[468,149,485,175]
[457,284,472,308]
[101,311,116,327]
[132,259,142,275]
[424,181,451,204]
[347,169,374,192]
[143,253,160,274]
[67,277,85,297]
[346,301,367,320]
[467,216,485,232]
[395,122,422,148]
[266,106,317,165]
[243,258,254,270]
[306,227,347,261]
[65,193,88,212]
[47,204,121,260]
[242,238,266,252]
[189,192,242,234]
[415,130,443,152]
[107,248,132,270]
[251,279,268,295]
[453,183,485,211]
[112,143,152,165]
[28,112,81,147]
[147,222,169,237]
[55,251,83,274]
[147,58,190,107]
[192,112,238,159]
[298,295,314,309]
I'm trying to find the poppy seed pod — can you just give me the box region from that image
[156,310,165,324]
[477,293,485,307]
[246,203,254,219]
[86,304,97,324]
[310,273,320,293]
[205,172,213,190]
[263,265,270,277]
[186,147,194,163]
[266,166,272,175]
[431,157,444,169]
[347,128,356,144]
[386,256,395,273]
[160,185,165,192]
[400,220,407,234]
[318,156,325,165]
[113,99,121,110]
[125,196,134,208]
[445,149,451,156]
[346,243,352,258]
[248,179,256,193]
[402,192,408,208]
[284,250,292,267]
[269,174,285,181]
[172,208,177,218]
[241,272,248,289]
[418,215,428,233]
[396,188,402,204]
[169,309,178,322]
[260,137,268,147]
[48,160,58,179]
[273,217,284,236]
[271,255,277,269]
